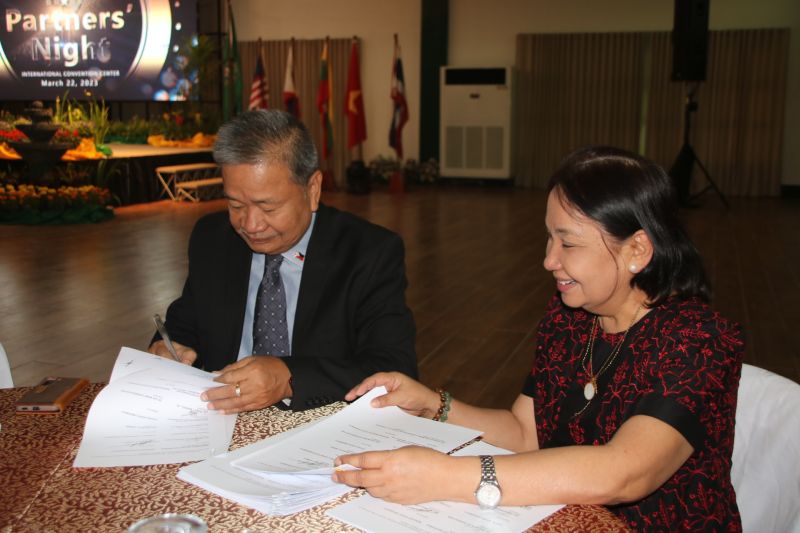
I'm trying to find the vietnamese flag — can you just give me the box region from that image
[345,38,367,149]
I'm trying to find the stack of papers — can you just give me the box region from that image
[178,387,482,515]
[73,347,237,468]
[327,440,565,533]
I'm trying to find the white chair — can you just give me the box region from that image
[731,364,800,533]
[0,342,13,388]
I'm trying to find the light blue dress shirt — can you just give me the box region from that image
[237,213,316,360]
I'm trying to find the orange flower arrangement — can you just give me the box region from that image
[0,184,114,224]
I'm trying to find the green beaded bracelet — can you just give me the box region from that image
[432,388,452,422]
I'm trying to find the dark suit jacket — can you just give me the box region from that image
[160,203,417,411]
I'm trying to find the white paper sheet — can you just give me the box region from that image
[327,441,565,533]
[179,420,354,515]
[73,347,236,467]
[232,387,481,476]
[178,387,483,516]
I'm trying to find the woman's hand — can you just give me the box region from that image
[345,372,441,419]
[333,446,459,505]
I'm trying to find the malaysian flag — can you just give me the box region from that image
[248,53,268,110]
[389,35,409,159]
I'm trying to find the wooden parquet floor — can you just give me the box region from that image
[1,186,798,408]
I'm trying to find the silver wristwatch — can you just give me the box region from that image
[474,455,502,509]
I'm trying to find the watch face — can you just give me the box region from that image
[477,482,502,509]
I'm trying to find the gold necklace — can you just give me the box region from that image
[574,306,642,417]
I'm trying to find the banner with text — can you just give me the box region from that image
[0,0,196,101]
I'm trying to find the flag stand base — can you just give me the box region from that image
[389,171,405,194]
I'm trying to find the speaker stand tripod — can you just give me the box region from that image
[669,85,728,209]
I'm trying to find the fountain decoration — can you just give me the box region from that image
[9,101,72,184]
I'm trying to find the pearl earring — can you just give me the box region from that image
[629,265,637,273]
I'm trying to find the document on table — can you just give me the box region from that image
[178,387,482,515]
[73,347,236,467]
[178,420,351,516]
[327,441,565,533]
[231,386,481,476]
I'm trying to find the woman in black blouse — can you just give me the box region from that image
[332,146,743,531]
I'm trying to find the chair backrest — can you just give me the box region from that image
[731,364,800,533]
[0,342,13,388]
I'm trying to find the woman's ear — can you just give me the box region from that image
[626,230,653,274]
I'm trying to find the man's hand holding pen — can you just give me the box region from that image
[148,314,293,414]
[149,341,293,414]
[150,314,197,365]
[148,339,197,365]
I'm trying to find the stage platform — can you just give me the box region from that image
[106,143,212,159]
[0,142,217,205]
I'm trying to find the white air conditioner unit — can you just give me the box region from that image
[439,66,514,180]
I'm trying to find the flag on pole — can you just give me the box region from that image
[222,0,242,120]
[222,0,243,121]
[345,38,367,149]
[282,43,300,119]
[389,34,409,159]
[248,51,268,110]
[316,38,334,160]
[221,11,231,120]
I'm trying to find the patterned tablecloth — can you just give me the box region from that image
[0,384,630,533]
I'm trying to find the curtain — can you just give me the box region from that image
[239,38,352,188]
[515,29,789,196]
[514,32,646,189]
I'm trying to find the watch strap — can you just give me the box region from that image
[479,455,497,483]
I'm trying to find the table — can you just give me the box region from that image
[104,144,215,205]
[155,162,221,202]
[0,385,630,532]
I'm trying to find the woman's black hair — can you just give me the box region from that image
[547,146,710,306]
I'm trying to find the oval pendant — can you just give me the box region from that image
[583,381,596,400]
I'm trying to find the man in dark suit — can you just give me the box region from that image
[149,110,416,413]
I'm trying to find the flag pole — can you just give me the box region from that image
[320,36,337,191]
[389,33,406,193]
[351,36,364,162]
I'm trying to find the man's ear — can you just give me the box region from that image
[626,229,653,274]
[306,170,323,211]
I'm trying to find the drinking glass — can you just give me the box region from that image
[127,513,207,533]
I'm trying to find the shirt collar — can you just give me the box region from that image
[281,212,316,267]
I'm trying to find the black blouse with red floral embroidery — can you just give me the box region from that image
[522,295,744,532]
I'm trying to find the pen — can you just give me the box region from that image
[152,313,181,362]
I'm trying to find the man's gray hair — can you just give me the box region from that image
[213,110,319,186]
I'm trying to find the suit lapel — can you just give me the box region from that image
[293,205,334,353]
[221,223,252,358]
